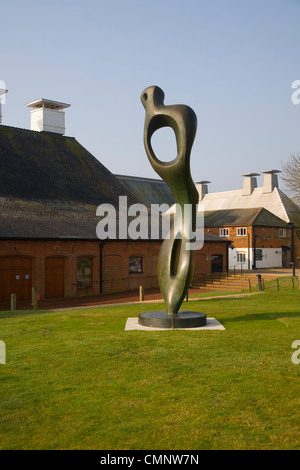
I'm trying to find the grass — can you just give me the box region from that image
[0,288,300,450]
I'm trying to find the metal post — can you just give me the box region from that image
[11,293,16,311]
[291,261,296,278]
[257,274,262,291]
[139,285,144,302]
[32,287,38,310]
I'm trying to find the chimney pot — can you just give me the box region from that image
[25,98,70,135]
[195,180,211,200]
[241,173,259,196]
[261,170,281,193]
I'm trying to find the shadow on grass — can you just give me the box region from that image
[0,310,56,320]
[221,311,300,323]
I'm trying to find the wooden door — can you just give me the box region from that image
[45,257,65,299]
[0,256,32,301]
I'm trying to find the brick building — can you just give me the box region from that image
[168,171,300,269]
[0,99,229,302]
[204,207,291,270]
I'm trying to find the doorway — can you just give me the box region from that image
[0,256,32,301]
[45,257,65,299]
[211,254,223,273]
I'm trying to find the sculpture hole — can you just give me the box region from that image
[150,126,177,163]
[170,237,182,277]
[143,93,148,101]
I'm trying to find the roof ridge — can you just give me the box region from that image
[0,124,75,139]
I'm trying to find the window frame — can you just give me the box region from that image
[236,227,247,237]
[76,256,93,289]
[236,252,246,263]
[279,229,286,238]
[219,228,229,237]
[129,256,143,274]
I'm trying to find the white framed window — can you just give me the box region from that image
[236,227,247,236]
[279,229,286,238]
[237,252,246,263]
[219,228,229,237]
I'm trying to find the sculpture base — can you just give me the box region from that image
[138,311,207,329]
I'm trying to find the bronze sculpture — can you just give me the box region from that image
[138,86,206,329]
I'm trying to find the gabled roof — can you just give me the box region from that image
[199,186,300,226]
[203,207,289,228]
[167,184,300,227]
[116,174,174,207]
[0,125,138,207]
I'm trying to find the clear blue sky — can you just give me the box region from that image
[2,0,300,192]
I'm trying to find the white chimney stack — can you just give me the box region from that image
[242,173,259,196]
[25,98,70,135]
[195,180,211,200]
[0,88,8,124]
[261,170,281,193]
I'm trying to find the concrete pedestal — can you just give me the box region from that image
[138,311,207,329]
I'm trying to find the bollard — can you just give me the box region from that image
[257,274,262,291]
[11,293,16,311]
[32,287,38,310]
[139,285,144,302]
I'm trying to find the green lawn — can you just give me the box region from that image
[0,289,299,450]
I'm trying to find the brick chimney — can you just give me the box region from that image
[25,98,70,135]
[261,170,281,193]
[241,173,259,196]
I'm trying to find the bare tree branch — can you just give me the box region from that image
[281,154,300,204]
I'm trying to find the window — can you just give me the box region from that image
[236,227,247,236]
[219,228,229,237]
[129,256,143,274]
[237,252,246,263]
[279,229,286,238]
[77,257,92,288]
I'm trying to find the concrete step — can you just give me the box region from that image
[191,272,285,292]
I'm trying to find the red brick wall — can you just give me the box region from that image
[205,225,298,267]
[0,239,229,300]
[193,241,228,275]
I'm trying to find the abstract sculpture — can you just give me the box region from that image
[138,86,206,329]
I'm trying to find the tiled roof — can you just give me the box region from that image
[116,174,174,207]
[0,125,138,207]
[204,208,289,228]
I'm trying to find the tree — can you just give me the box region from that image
[281,154,300,205]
